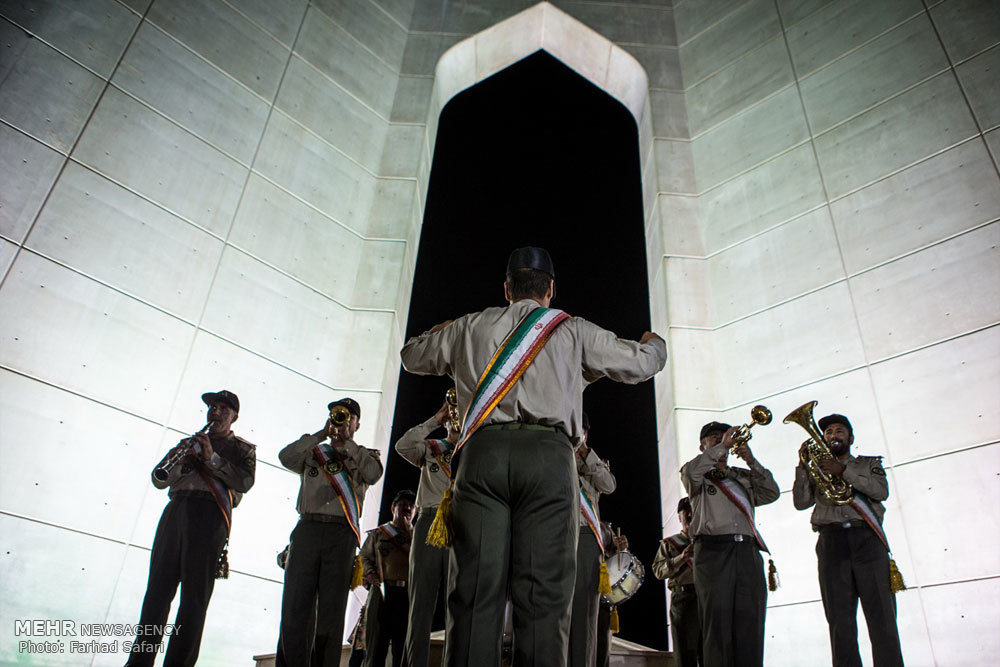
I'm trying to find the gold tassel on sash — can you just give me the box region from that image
[350,555,364,589]
[598,560,611,596]
[889,558,906,594]
[609,606,620,634]
[767,558,780,592]
[425,486,453,548]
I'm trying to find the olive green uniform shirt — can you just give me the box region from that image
[652,532,695,587]
[394,417,452,509]
[680,441,780,536]
[792,454,888,527]
[279,434,383,517]
[400,299,667,446]
[151,432,256,506]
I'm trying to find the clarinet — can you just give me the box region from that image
[153,421,213,482]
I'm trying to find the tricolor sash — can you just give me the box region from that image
[426,438,454,478]
[705,470,770,553]
[314,443,363,545]
[579,486,605,555]
[665,533,693,568]
[849,492,891,552]
[455,306,571,451]
[377,522,411,553]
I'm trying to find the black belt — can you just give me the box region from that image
[382,580,407,588]
[301,513,348,525]
[817,520,868,533]
[669,583,696,593]
[481,422,561,432]
[694,534,754,543]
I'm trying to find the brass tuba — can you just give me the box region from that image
[783,401,853,505]
[730,405,772,453]
[445,387,461,433]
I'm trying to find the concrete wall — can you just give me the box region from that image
[1,0,997,664]
[661,0,1000,664]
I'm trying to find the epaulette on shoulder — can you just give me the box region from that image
[233,435,257,449]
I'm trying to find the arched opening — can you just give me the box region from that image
[380,49,666,649]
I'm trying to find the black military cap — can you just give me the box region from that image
[202,390,239,414]
[328,397,361,418]
[699,421,732,440]
[507,246,555,277]
[392,489,416,505]
[818,413,853,437]
[677,496,691,513]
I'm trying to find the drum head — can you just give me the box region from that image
[601,550,645,605]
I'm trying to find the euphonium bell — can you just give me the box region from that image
[730,405,772,453]
[783,400,853,505]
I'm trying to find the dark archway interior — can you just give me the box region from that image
[377,50,667,650]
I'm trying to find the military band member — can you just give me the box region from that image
[569,411,617,667]
[126,390,256,667]
[792,413,904,667]
[394,398,457,667]
[275,398,384,667]
[681,421,779,667]
[653,497,702,667]
[400,247,666,666]
[360,489,417,667]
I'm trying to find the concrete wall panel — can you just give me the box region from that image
[649,89,689,139]
[654,138,696,194]
[956,44,1000,131]
[918,577,1000,664]
[814,72,979,199]
[73,88,248,237]
[692,86,809,191]
[554,1,677,47]
[314,0,408,70]
[798,14,949,135]
[147,0,287,100]
[0,0,139,77]
[697,143,825,253]
[0,372,163,539]
[626,44,683,91]
[225,0,308,47]
[255,112,378,235]
[228,174,364,305]
[27,163,224,322]
[0,124,64,243]
[296,6,398,117]
[850,222,999,361]
[830,139,1000,275]
[678,0,780,87]
[673,0,748,46]
[667,327,721,408]
[0,31,104,152]
[277,56,389,173]
[114,22,271,165]
[870,328,1000,464]
[391,75,434,123]
[686,36,793,137]
[784,0,923,77]
[0,252,195,420]
[929,0,1000,63]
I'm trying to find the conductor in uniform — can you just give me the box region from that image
[792,412,904,667]
[400,246,666,666]
[126,389,256,667]
[680,421,779,667]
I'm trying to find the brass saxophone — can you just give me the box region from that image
[784,401,853,505]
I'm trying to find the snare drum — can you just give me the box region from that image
[601,550,645,605]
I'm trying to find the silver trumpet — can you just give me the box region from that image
[153,421,213,482]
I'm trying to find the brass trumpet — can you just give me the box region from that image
[154,421,213,482]
[325,404,353,439]
[445,387,461,433]
[784,401,853,505]
[730,405,772,453]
